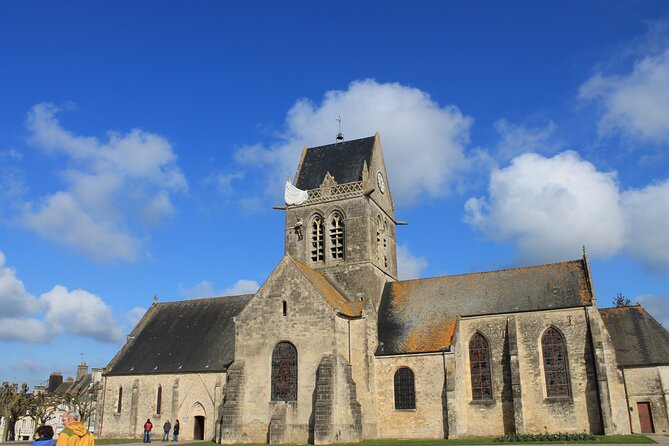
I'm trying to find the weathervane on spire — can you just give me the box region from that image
[336,116,344,142]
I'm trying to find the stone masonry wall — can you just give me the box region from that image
[374,353,447,439]
[231,258,351,443]
[624,366,669,435]
[99,372,225,441]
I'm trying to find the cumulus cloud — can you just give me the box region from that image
[635,294,669,327]
[180,279,260,298]
[0,251,125,343]
[235,79,473,205]
[222,279,260,296]
[465,152,669,272]
[0,252,40,315]
[19,103,187,262]
[579,49,669,144]
[494,119,559,161]
[397,243,428,280]
[41,285,124,342]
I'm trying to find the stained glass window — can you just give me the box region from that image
[469,333,493,400]
[394,367,416,410]
[542,327,570,397]
[271,342,297,401]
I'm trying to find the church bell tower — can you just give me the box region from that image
[283,133,397,305]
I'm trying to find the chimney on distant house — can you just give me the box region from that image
[48,372,63,393]
[76,362,89,380]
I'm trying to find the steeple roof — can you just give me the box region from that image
[294,135,375,190]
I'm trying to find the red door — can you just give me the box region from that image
[637,402,655,433]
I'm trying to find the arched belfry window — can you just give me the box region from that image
[376,216,384,264]
[393,367,416,409]
[469,333,493,400]
[542,327,570,397]
[156,385,162,414]
[329,212,344,259]
[310,216,324,262]
[383,220,388,268]
[271,342,297,401]
[117,386,123,413]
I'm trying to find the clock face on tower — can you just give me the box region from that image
[377,172,385,194]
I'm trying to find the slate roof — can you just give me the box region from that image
[599,305,669,367]
[377,259,592,355]
[291,257,363,317]
[294,136,376,190]
[105,295,252,375]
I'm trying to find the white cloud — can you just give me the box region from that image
[635,294,669,327]
[397,244,428,280]
[235,79,473,205]
[494,119,558,161]
[465,151,669,272]
[579,49,669,144]
[180,279,260,298]
[127,306,147,326]
[0,252,40,315]
[180,280,216,298]
[222,279,259,296]
[19,103,187,262]
[0,318,49,343]
[40,285,124,343]
[621,180,669,272]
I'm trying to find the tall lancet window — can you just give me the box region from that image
[329,212,344,259]
[383,220,388,268]
[469,333,493,400]
[156,385,162,414]
[542,327,570,397]
[117,386,123,413]
[271,342,298,401]
[310,216,324,262]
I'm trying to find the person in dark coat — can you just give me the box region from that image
[162,421,171,441]
[172,420,179,442]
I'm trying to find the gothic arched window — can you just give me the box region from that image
[542,327,570,397]
[271,342,298,401]
[117,386,123,413]
[329,212,344,259]
[310,216,324,262]
[156,385,162,414]
[469,333,493,400]
[393,367,416,410]
[376,216,384,264]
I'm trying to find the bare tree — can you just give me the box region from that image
[0,382,30,442]
[26,392,60,426]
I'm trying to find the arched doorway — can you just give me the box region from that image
[193,416,205,440]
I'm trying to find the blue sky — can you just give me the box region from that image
[1,1,668,387]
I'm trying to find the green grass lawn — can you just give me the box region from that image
[153,434,655,446]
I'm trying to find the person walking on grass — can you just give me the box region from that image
[162,420,171,441]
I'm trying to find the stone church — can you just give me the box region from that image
[97,134,669,443]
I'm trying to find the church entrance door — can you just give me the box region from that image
[193,416,205,440]
[637,402,654,433]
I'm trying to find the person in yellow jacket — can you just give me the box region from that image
[56,411,94,446]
